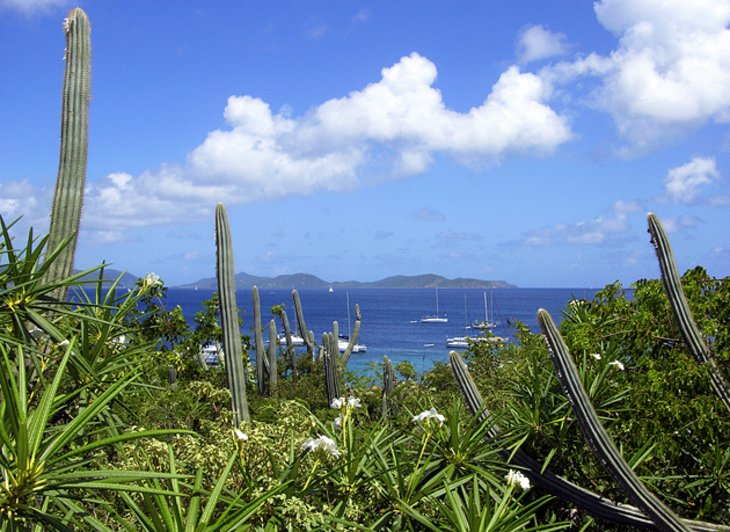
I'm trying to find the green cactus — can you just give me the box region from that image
[252,286,269,395]
[44,8,91,301]
[449,350,661,528]
[538,309,689,531]
[292,289,315,358]
[272,305,297,375]
[267,319,278,396]
[322,332,340,406]
[215,204,249,425]
[340,304,362,365]
[647,212,730,412]
[382,355,394,419]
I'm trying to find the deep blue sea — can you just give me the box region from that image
[163,287,600,375]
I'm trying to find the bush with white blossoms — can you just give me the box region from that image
[505,469,531,491]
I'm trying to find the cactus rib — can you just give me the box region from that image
[267,319,278,396]
[292,290,315,358]
[647,212,730,413]
[538,309,689,531]
[215,204,249,425]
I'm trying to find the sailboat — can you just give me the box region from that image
[472,290,496,329]
[339,291,367,352]
[421,288,448,323]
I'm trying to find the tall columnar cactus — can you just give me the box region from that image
[322,332,340,405]
[537,309,689,531]
[44,8,91,301]
[215,204,249,425]
[267,319,278,396]
[252,286,269,395]
[647,212,730,413]
[292,289,315,358]
[382,355,394,419]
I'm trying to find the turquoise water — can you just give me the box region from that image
[163,287,600,374]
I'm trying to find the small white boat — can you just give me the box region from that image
[472,290,496,329]
[277,333,305,347]
[200,342,223,366]
[446,336,469,348]
[421,288,448,323]
[328,285,334,293]
[338,335,367,353]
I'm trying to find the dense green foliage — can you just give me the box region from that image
[4,6,728,529]
[2,213,728,529]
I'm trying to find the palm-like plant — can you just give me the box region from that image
[0,340,188,529]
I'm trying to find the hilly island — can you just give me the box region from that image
[178,272,515,290]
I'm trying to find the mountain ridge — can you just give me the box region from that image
[177,272,515,290]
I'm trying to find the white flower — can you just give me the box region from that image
[609,360,625,371]
[412,408,445,426]
[505,469,531,491]
[331,396,361,410]
[143,272,162,288]
[58,339,70,347]
[333,414,343,431]
[331,397,344,409]
[301,435,339,458]
[233,429,248,441]
[347,396,361,409]
[590,353,602,360]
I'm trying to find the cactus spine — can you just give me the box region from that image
[647,212,730,413]
[538,309,689,531]
[215,204,249,425]
[44,8,91,300]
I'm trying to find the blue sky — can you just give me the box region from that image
[1,0,729,288]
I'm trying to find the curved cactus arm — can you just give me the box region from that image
[292,290,315,358]
[215,204,249,425]
[267,319,278,396]
[449,351,660,529]
[341,304,362,365]
[538,309,689,531]
[279,309,296,375]
[44,8,91,300]
[647,212,730,413]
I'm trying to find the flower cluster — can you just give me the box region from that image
[331,396,361,410]
[412,408,445,427]
[505,469,531,491]
[233,429,248,442]
[302,435,339,458]
[142,272,162,290]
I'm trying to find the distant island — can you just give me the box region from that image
[177,272,515,290]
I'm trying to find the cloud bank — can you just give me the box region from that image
[85,52,571,228]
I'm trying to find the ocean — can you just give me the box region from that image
[163,287,601,375]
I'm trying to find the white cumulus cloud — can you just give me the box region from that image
[517,25,570,64]
[664,157,720,203]
[523,199,643,247]
[545,0,730,151]
[0,0,68,15]
[84,53,572,229]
